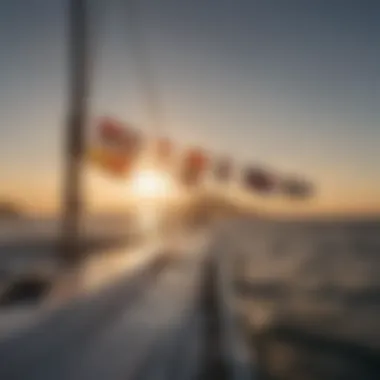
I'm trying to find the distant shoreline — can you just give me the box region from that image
[0,203,24,221]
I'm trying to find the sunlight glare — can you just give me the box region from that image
[129,169,174,200]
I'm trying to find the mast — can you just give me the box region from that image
[61,0,89,263]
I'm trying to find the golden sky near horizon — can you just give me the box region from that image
[2,165,380,217]
[1,1,379,218]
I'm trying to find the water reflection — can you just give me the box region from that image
[230,219,380,380]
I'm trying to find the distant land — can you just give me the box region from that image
[0,201,24,220]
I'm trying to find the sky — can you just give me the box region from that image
[0,0,379,215]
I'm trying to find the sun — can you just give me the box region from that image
[129,168,175,200]
[129,168,179,234]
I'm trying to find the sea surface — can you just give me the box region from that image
[1,216,379,379]
[0,215,135,278]
[226,218,380,380]
[0,215,133,243]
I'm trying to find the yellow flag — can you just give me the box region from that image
[87,146,133,177]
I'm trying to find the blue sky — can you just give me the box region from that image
[0,0,379,214]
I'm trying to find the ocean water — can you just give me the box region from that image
[226,218,380,379]
[1,216,379,378]
[0,215,134,243]
[0,216,135,278]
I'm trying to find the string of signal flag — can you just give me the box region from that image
[87,116,314,200]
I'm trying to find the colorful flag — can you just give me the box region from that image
[87,145,133,178]
[180,148,209,187]
[98,116,142,156]
[154,137,173,164]
[99,117,123,141]
[214,156,232,183]
[281,178,313,199]
[243,167,276,194]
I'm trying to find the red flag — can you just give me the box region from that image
[98,117,142,156]
[99,117,123,141]
[180,148,209,187]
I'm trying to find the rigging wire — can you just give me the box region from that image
[86,0,109,117]
[120,0,166,139]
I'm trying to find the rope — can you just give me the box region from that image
[86,0,109,109]
[121,0,166,138]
